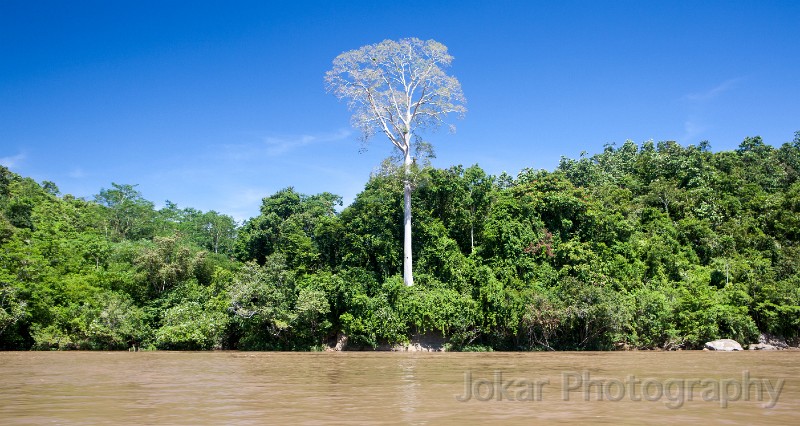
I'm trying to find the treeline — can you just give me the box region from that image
[1,133,798,351]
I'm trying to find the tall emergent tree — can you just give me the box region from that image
[325,37,466,286]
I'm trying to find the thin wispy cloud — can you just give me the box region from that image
[684,78,743,102]
[68,167,88,178]
[0,153,26,168]
[219,129,353,161]
[679,78,744,143]
[264,129,352,156]
[220,187,272,223]
[681,120,708,143]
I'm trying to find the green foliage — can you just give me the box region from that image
[160,202,238,255]
[395,275,480,345]
[94,183,156,241]
[229,257,297,344]
[155,301,227,350]
[1,133,798,350]
[622,285,680,349]
[30,289,151,350]
[0,279,28,343]
[235,188,341,271]
[134,234,206,294]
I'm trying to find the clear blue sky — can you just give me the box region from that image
[2,1,798,221]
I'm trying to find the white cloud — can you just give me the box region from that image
[135,128,359,221]
[68,167,88,178]
[218,128,353,161]
[684,78,742,102]
[0,153,25,168]
[264,129,352,156]
[220,187,271,223]
[681,120,708,143]
[679,78,744,143]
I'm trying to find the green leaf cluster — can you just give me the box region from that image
[1,132,798,350]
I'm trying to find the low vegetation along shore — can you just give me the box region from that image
[1,134,799,351]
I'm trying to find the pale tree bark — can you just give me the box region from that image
[403,145,413,286]
[325,38,466,286]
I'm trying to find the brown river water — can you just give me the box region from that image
[0,351,798,425]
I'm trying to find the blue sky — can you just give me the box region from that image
[1,1,798,221]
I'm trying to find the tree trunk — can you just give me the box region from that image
[403,147,414,286]
[470,223,474,254]
[470,205,475,254]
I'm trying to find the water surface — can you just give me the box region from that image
[0,351,797,424]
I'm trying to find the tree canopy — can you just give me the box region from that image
[1,133,799,351]
[325,37,466,286]
[325,37,466,150]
